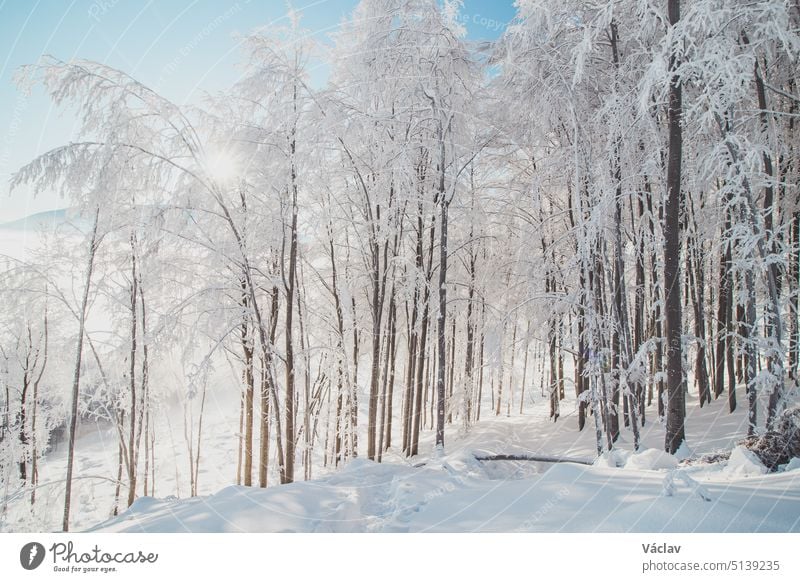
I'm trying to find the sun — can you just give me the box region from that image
[206,148,239,184]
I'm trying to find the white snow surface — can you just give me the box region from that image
[5,385,800,533]
[784,458,800,472]
[724,446,768,478]
[84,403,800,533]
[624,448,680,471]
[88,451,800,533]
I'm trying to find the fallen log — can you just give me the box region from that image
[474,453,594,466]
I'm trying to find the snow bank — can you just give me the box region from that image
[625,448,679,471]
[593,449,629,468]
[782,457,800,472]
[593,448,678,471]
[725,445,768,478]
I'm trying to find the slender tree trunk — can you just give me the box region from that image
[687,200,712,407]
[383,297,398,452]
[520,319,530,415]
[726,258,738,413]
[411,209,435,457]
[664,0,686,454]
[787,76,799,386]
[496,322,505,416]
[193,379,207,496]
[634,186,647,426]
[447,315,456,423]
[63,206,100,532]
[367,246,383,460]
[236,392,243,486]
[464,247,476,425]
[18,370,29,482]
[508,320,518,415]
[377,289,396,461]
[715,210,732,402]
[790,212,799,383]
[648,194,665,418]
[30,308,47,504]
[548,296,560,422]
[476,300,486,422]
[259,283,279,488]
[350,294,359,458]
[749,47,783,427]
[127,236,139,508]
[402,296,418,454]
[112,436,123,517]
[241,289,254,487]
[435,194,448,450]
[283,78,301,483]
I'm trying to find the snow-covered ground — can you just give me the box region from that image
[87,454,800,533]
[76,397,800,533]
[2,216,798,534]
[3,362,800,533]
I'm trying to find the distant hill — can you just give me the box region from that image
[0,208,75,231]
[0,207,115,234]
[2,205,207,235]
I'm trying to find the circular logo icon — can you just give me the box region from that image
[20,542,46,570]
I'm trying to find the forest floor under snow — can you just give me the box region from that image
[4,213,799,533]
[83,398,800,533]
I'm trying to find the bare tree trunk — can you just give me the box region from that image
[749,46,783,427]
[259,283,279,488]
[297,269,313,481]
[367,246,383,460]
[687,204,712,407]
[790,212,799,384]
[18,368,29,482]
[137,281,149,497]
[788,77,799,386]
[383,295,398,453]
[634,184,647,426]
[726,260,738,413]
[549,306,559,422]
[112,436,123,517]
[236,392,243,486]
[28,307,48,504]
[350,293,359,459]
[557,322,565,401]
[377,290,396,461]
[715,209,732,403]
[403,295,419,454]
[520,321,530,416]
[464,248,477,425]
[495,322,505,416]
[664,0,686,454]
[150,420,155,496]
[476,300,486,422]
[282,76,301,483]
[63,206,100,532]
[127,235,139,508]
[241,287,255,487]
[508,320,518,416]
[447,315,456,423]
[435,193,449,450]
[645,184,665,418]
[410,209,435,457]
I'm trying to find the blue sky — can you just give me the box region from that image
[0,0,516,221]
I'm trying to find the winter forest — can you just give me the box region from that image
[1,0,800,533]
